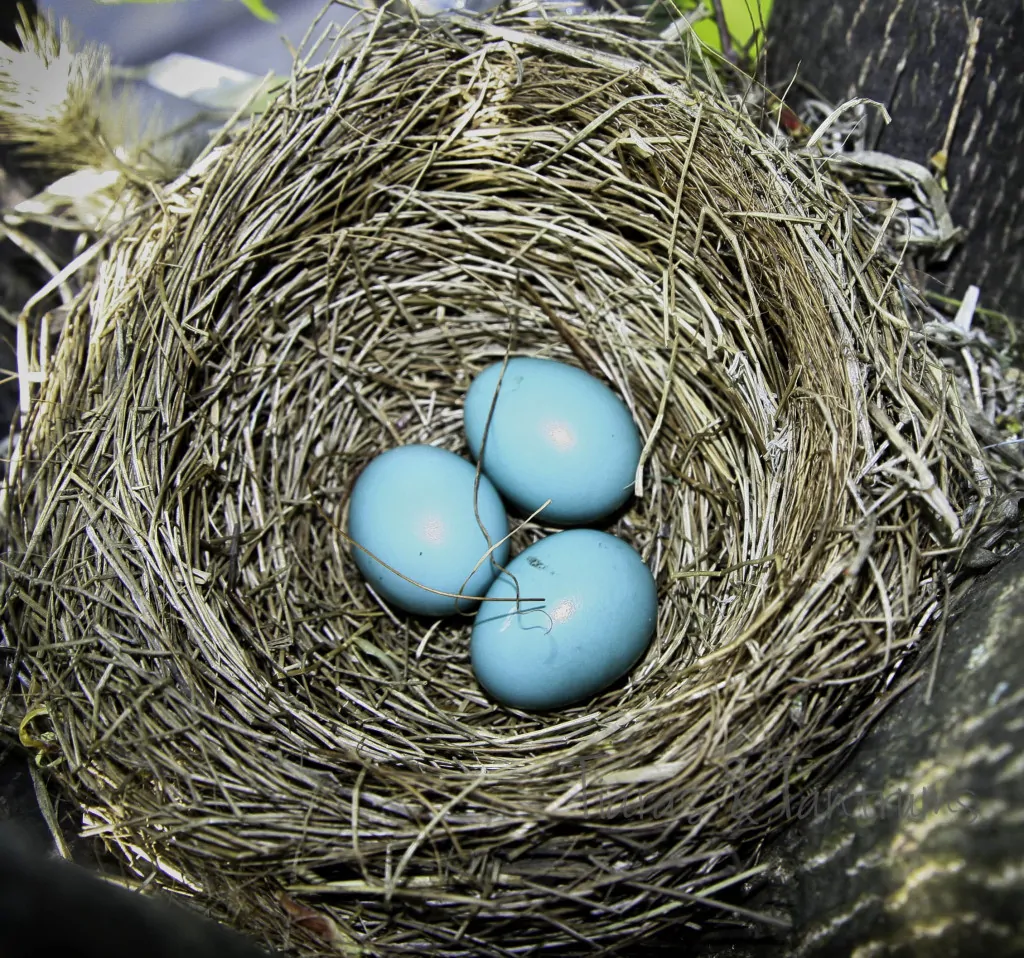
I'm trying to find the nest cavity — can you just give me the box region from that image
[1,6,995,956]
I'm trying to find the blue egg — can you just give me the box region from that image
[471,529,657,710]
[347,445,510,616]
[463,357,642,525]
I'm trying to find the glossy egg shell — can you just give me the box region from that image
[463,357,642,525]
[347,445,510,616]
[471,529,657,710]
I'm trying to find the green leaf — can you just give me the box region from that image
[93,0,279,22]
[237,0,279,22]
[672,0,774,59]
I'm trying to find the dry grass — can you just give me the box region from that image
[0,3,1010,955]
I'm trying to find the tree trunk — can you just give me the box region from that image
[770,545,1024,956]
[766,0,1024,323]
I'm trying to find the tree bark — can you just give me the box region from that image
[766,0,1024,323]
[770,545,1024,956]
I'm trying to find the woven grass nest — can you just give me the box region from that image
[0,4,1004,955]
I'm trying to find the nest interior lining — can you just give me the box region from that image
[2,5,995,955]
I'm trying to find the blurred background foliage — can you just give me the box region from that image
[88,0,774,61]
[92,0,280,22]
[675,0,772,60]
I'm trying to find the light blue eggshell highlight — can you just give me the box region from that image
[463,357,643,525]
[348,445,510,617]
[471,529,657,710]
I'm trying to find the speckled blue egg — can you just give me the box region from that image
[471,529,657,710]
[463,357,643,525]
[347,445,510,617]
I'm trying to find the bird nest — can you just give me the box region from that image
[0,4,1002,956]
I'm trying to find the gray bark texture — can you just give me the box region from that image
[766,0,1024,322]
[764,545,1024,956]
